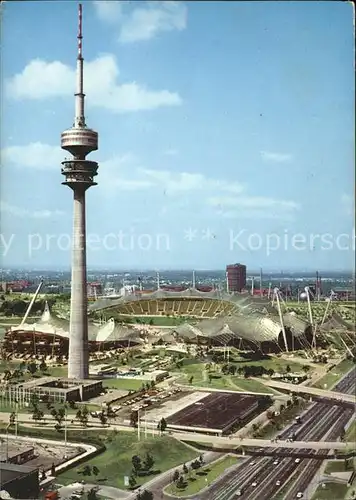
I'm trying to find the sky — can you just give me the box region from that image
[0,1,354,271]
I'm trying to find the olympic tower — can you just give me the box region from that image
[61,3,98,379]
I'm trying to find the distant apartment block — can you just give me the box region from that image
[226,263,247,292]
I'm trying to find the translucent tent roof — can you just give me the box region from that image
[319,312,354,332]
[10,301,100,340]
[89,288,274,314]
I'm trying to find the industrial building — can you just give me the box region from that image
[0,447,35,466]
[0,462,39,499]
[7,377,103,403]
[226,263,247,292]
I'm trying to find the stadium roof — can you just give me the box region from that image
[170,311,310,345]
[89,287,276,314]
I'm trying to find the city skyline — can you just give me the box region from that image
[1,1,354,270]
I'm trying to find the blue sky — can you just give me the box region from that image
[1,1,354,271]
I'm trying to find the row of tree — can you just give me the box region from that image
[0,298,56,316]
[172,455,205,489]
[3,359,49,381]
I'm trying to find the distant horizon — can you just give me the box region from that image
[1,267,354,276]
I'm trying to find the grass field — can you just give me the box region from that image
[346,420,356,442]
[165,455,240,496]
[313,359,355,390]
[58,434,198,490]
[101,377,145,391]
[311,481,348,499]
[177,362,276,394]
[229,357,304,373]
[324,459,355,474]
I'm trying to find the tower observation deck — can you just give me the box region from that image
[61,3,98,379]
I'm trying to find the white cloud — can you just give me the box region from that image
[93,1,123,24]
[139,169,245,195]
[93,1,187,43]
[260,151,292,163]
[0,201,64,219]
[2,142,63,169]
[208,195,300,220]
[6,54,182,112]
[1,142,247,201]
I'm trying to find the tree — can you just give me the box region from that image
[176,475,185,489]
[57,407,65,423]
[191,459,201,470]
[286,364,291,373]
[199,454,204,465]
[87,488,98,500]
[130,411,139,427]
[27,362,37,375]
[92,466,99,476]
[75,407,88,427]
[129,474,137,489]
[9,412,16,426]
[99,412,108,426]
[143,452,154,471]
[137,490,153,500]
[32,408,44,422]
[172,469,180,482]
[157,417,167,433]
[188,375,194,384]
[83,465,92,476]
[183,463,188,474]
[132,455,142,476]
[39,359,47,372]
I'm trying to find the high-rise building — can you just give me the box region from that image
[61,4,99,379]
[226,263,246,292]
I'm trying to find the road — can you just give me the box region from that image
[264,379,356,403]
[199,366,356,500]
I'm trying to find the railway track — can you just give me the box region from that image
[203,366,356,500]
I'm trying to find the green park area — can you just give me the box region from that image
[313,359,355,390]
[175,360,286,394]
[325,458,355,475]
[165,455,239,497]
[101,377,145,392]
[346,421,356,442]
[58,433,198,490]
[311,481,349,500]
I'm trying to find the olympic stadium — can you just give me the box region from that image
[2,288,354,359]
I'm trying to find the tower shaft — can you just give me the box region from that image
[68,188,89,379]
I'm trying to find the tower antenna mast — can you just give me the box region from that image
[75,3,85,128]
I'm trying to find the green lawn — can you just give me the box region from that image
[313,360,355,390]
[311,481,348,499]
[230,357,303,373]
[346,421,356,442]
[165,455,240,496]
[101,377,145,391]
[57,434,198,490]
[325,459,355,474]
[177,362,275,394]
[230,377,274,394]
